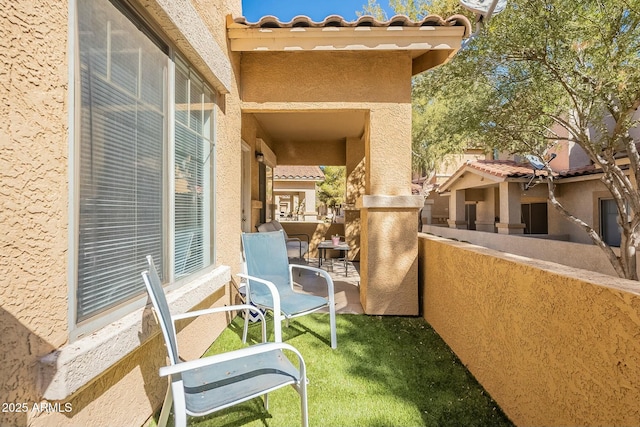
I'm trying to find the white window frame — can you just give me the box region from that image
[68,0,217,341]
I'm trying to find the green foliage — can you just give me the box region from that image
[358,0,465,20]
[358,0,475,171]
[461,1,640,157]
[415,0,640,279]
[317,166,346,209]
[357,0,388,19]
[364,0,640,278]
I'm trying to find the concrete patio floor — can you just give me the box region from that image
[292,258,363,314]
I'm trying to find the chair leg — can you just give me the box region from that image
[299,380,309,427]
[170,380,188,427]
[157,382,173,427]
[242,308,249,343]
[329,303,337,349]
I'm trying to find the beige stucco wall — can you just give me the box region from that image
[420,234,640,426]
[274,139,346,166]
[361,209,419,314]
[240,50,413,196]
[240,51,412,105]
[345,136,365,261]
[242,50,420,315]
[423,224,640,277]
[240,112,278,230]
[1,2,70,426]
[273,180,317,217]
[1,1,244,426]
[549,178,607,244]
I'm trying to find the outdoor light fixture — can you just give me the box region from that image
[255,151,264,163]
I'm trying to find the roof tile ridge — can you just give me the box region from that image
[444,14,472,36]
[233,12,471,34]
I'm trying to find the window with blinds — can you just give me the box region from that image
[76,0,214,324]
[174,59,214,278]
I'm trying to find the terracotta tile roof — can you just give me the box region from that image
[468,160,601,179]
[438,159,602,192]
[467,160,542,178]
[557,164,598,177]
[232,14,472,36]
[274,165,325,181]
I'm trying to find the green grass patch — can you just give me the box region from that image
[163,314,513,427]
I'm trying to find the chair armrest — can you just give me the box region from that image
[237,273,283,342]
[289,264,335,306]
[172,304,267,343]
[172,304,264,322]
[286,233,310,244]
[285,234,310,260]
[159,342,306,378]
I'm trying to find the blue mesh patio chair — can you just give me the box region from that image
[141,256,308,427]
[240,230,337,349]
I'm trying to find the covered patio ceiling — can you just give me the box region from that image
[251,110,366,166]
[252,110,366,143]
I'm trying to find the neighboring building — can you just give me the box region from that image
[273,165,324,221]
[437,159,601,237]
[436,139,636,247]
[413,148,488,226]
[2,2,471,426]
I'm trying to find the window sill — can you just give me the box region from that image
[39,265,231,401]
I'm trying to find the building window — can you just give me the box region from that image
[600,199,621,247]
[174,58,214,277]
[75,0,215,326]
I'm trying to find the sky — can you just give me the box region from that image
[241,0,396,22]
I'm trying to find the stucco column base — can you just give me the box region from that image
[358,195,422,316]
[447,219,467,229]
[475,220,496,233]
[496,222,525,235]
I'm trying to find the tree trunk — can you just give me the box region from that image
[544,177,636,280]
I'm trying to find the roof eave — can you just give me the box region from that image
[228,25,465,57]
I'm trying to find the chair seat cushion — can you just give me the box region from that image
[182,348,300,416]
[252,288,328,317]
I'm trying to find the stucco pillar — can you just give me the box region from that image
[345,137,365,261]
[496,181,525,234]
[358,106,420,316]
[447,189,467,229]
[476,187,497,232]
[303,187,316,220]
